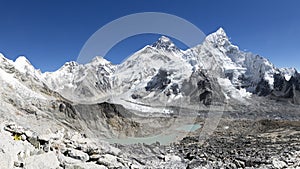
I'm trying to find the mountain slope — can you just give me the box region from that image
[110,37,195,108]
[42,56,115,102]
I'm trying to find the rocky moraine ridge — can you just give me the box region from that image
[2,115,300,168]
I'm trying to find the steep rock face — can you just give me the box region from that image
[73,102,141,138]
[255,79,273,96]
[145,68,172,92]
[181,70,225,106]
[272,71,300,104]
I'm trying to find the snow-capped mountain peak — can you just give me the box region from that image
[90,56,111,66]
[215,27,227,37]
[158,36,172,43]
[12,56,43,81]
[15,56,30,65]
[14,56,35,72]
[62,61,79,68]
[280,67,297,81]
[58,61,80,73]
[205,27,231,48]
[151,36,180,52]
[41,55,115,102]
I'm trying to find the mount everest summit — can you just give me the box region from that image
[0,28,300,168]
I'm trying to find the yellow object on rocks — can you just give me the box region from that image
[13,134,22,141]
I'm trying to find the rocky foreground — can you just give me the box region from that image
[1,118,300,169]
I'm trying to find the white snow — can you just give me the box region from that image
[41,56,115,102]
[183,27,278,94]
[159,36,172,43]
[0,65,46,100]
[280,67,296,81]
[217,78,251,101]
[14,56,33,73]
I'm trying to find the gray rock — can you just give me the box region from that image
[4,123,25,134]
[24,130,34,138]
[97,154,124,168]
[21,134,27,141]
[272,159,287,169]
[14,161,24,167]
[27,137,40,149]
[66,148,90,162]
[89,154,101,161]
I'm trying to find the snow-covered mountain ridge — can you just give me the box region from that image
[1,28,299,107]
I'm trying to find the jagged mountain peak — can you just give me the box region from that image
[15,56,32,67]
[56,56,113,73]
[90,56,112,66]
[13,55,43,76]
[158,36,172,43]
[215,27,227,37]
[54,61,80,74]
[62,61,79,68]
[209,27,228,39]
[206,27,230,46]
[151,36,180,52]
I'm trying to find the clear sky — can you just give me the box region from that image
[0,0,300,72]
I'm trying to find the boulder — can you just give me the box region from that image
[272,159,287,169]
[66,148,89,162]
[97,154,124,168]
[165,154,181,162]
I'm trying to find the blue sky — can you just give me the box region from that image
[0,0,300,72]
